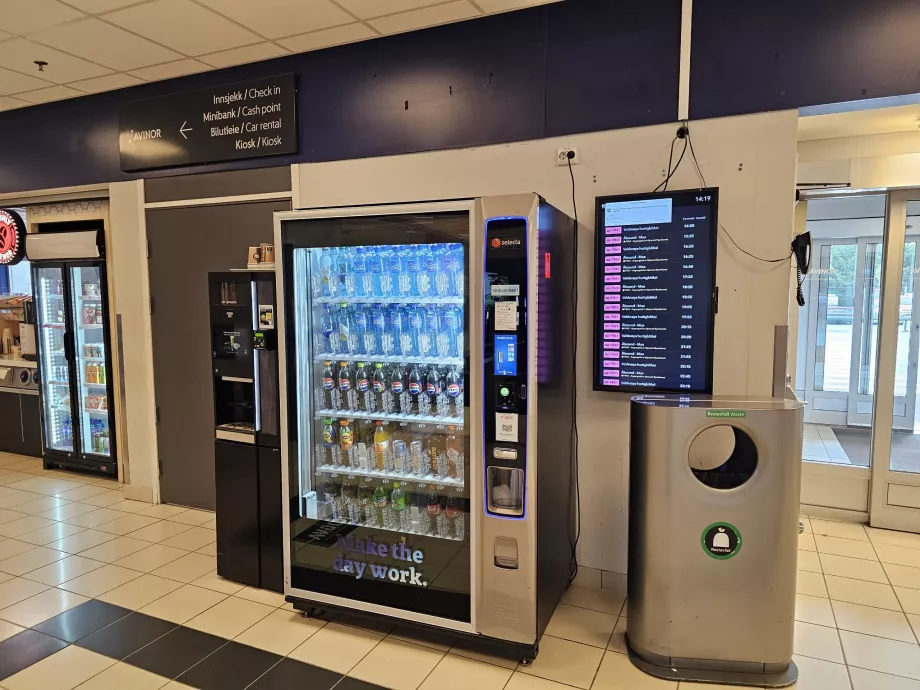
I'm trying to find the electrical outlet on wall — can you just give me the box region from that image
[556,148,579,166]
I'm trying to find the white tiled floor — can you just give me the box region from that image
[804,423,854,464]
[6,451,920,688]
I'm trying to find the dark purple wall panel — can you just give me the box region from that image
[0,0,681,195]
[690,0,920,119]
[545,0,681,136]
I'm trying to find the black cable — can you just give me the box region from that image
[654,136,688,194]
[680,122,794,265]
[654,136,678,193]
[567,156,581,585]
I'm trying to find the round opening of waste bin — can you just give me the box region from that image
[688,425,758,489]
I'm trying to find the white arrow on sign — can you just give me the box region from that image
[179,121,193,139]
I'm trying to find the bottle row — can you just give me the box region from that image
[317,419,464,481]
[320,476,467,541]
[316,302,463,359]
[315,361,464,418]
[313,244,465,300]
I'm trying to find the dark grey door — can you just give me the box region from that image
[147,200,290,509]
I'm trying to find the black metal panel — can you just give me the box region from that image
[215,439,260,588]
[258,446,284,593]
[144,167,291,203]
[0,392,23,455]
[545,0,681,136]
[20,394,42,458]
[690,0,920,119]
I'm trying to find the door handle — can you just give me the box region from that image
[63,332,74,362]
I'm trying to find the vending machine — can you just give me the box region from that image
[276,195,576,661]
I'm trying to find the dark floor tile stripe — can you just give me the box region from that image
[76,611,179,661]
[122,625,228,680]
[0,630,69,681]
[33,600,133,643]
[176,640,283,690]
[332,677,393,690]
[246,657,343,690]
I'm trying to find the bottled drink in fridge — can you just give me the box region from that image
[397,245,413,297]
[373,482,392,528]
[385,245,404,298]
[366,245,383,297]
[337,304,352,354]
[336,247,353,297]
[324,477,342,520]
[408,364,423,413]
[446,425,463,479]
[446,492,463,539]
[370,303,385,356]
[407,246,424,296]
[391,482,406,511]
[445,365,462,416]
[428,433,445,476]
[443,306,461,358]
[339,419,354,461]
[338,360,353,398]
[426,364,442,398]
[321,305,336,354]
[319,247,334,297]
[372,363,387,410]
[355,362,370,410]
[374,421,390,471]
[352,247,367,297]
[322,418,337,465]
[378,246,394,297]
[392,305,411,357]
[427,491,442,519]
[433,244,451,297]
[390,364,406,414]
[408,304,424,357]
[416,245,433,297]
[445,243,464,297]
[352,305,368,355]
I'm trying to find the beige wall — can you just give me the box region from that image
[297,110,799,573]
[798,130,920,189]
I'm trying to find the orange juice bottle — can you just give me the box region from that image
[373,421,390,471]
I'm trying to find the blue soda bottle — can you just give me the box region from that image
[367,246,383,297]
[351,247,368,297]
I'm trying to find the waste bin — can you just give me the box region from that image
[627,395,804,688]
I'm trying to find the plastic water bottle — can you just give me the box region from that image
[445,243,464,297]
[335,248,352,297]
[433,244,450,297]
[321,304,336,354]
[416,245,433,297]
[367,246,383,298]
[397,246,414,297]
[337,304,353,354]
[370,303,386,356]
[378,246,394,298]
[443,306,461,357]
[351,247,368,297]
[407,246,424,297]
[408,304,424,357]
[353,305,369,355]
[319,248,334,297]
[385,246,403,298]
[392,305,411,357]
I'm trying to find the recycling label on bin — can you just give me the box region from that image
[706,410,746,418]
[702,522,742,560]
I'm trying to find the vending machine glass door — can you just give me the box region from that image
[282,209,473,624]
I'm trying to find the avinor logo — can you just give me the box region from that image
[490,237,522,249]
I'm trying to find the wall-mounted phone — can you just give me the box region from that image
[792,231,811,307]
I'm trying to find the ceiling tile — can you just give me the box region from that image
[29,17,182,71]
[368,0,479,34]
[278,23,377,53]
[16,84,83,103]
[0,66,55,95]
[70,72,144,93]
[335,0,445,20]
[475,0,558,12]
[198,42,288,68]
[195,0,353,39]
[0,38,112,84]
[127,58,208,82]
[104,0,263,55]
[0,96,29,111]
[65,0,151,11]
[0,0,86,34]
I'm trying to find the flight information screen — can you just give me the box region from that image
[593,189,718,393]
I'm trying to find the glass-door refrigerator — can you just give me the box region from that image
[30,231,117,476]
[277,196,576,663]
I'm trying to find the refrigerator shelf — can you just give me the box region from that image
[84,408,108,416]
[321,515,464,543]
[313,296,463,306]
[42,324,65,329]
[315,409,463,425]
[313,353,463,366]
[80,324,104,330]
[315,463,463,486]
[47,380,70,387]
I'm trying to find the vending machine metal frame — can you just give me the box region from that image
[275,195,575,661]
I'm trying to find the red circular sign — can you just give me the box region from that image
[491,237,501,248]
[0,209,25,266]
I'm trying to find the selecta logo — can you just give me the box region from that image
[0,209,26,266]
[491,237,522,249]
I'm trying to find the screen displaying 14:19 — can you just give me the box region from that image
[593,188,717,394]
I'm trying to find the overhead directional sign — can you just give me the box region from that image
[118,74,297,171]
